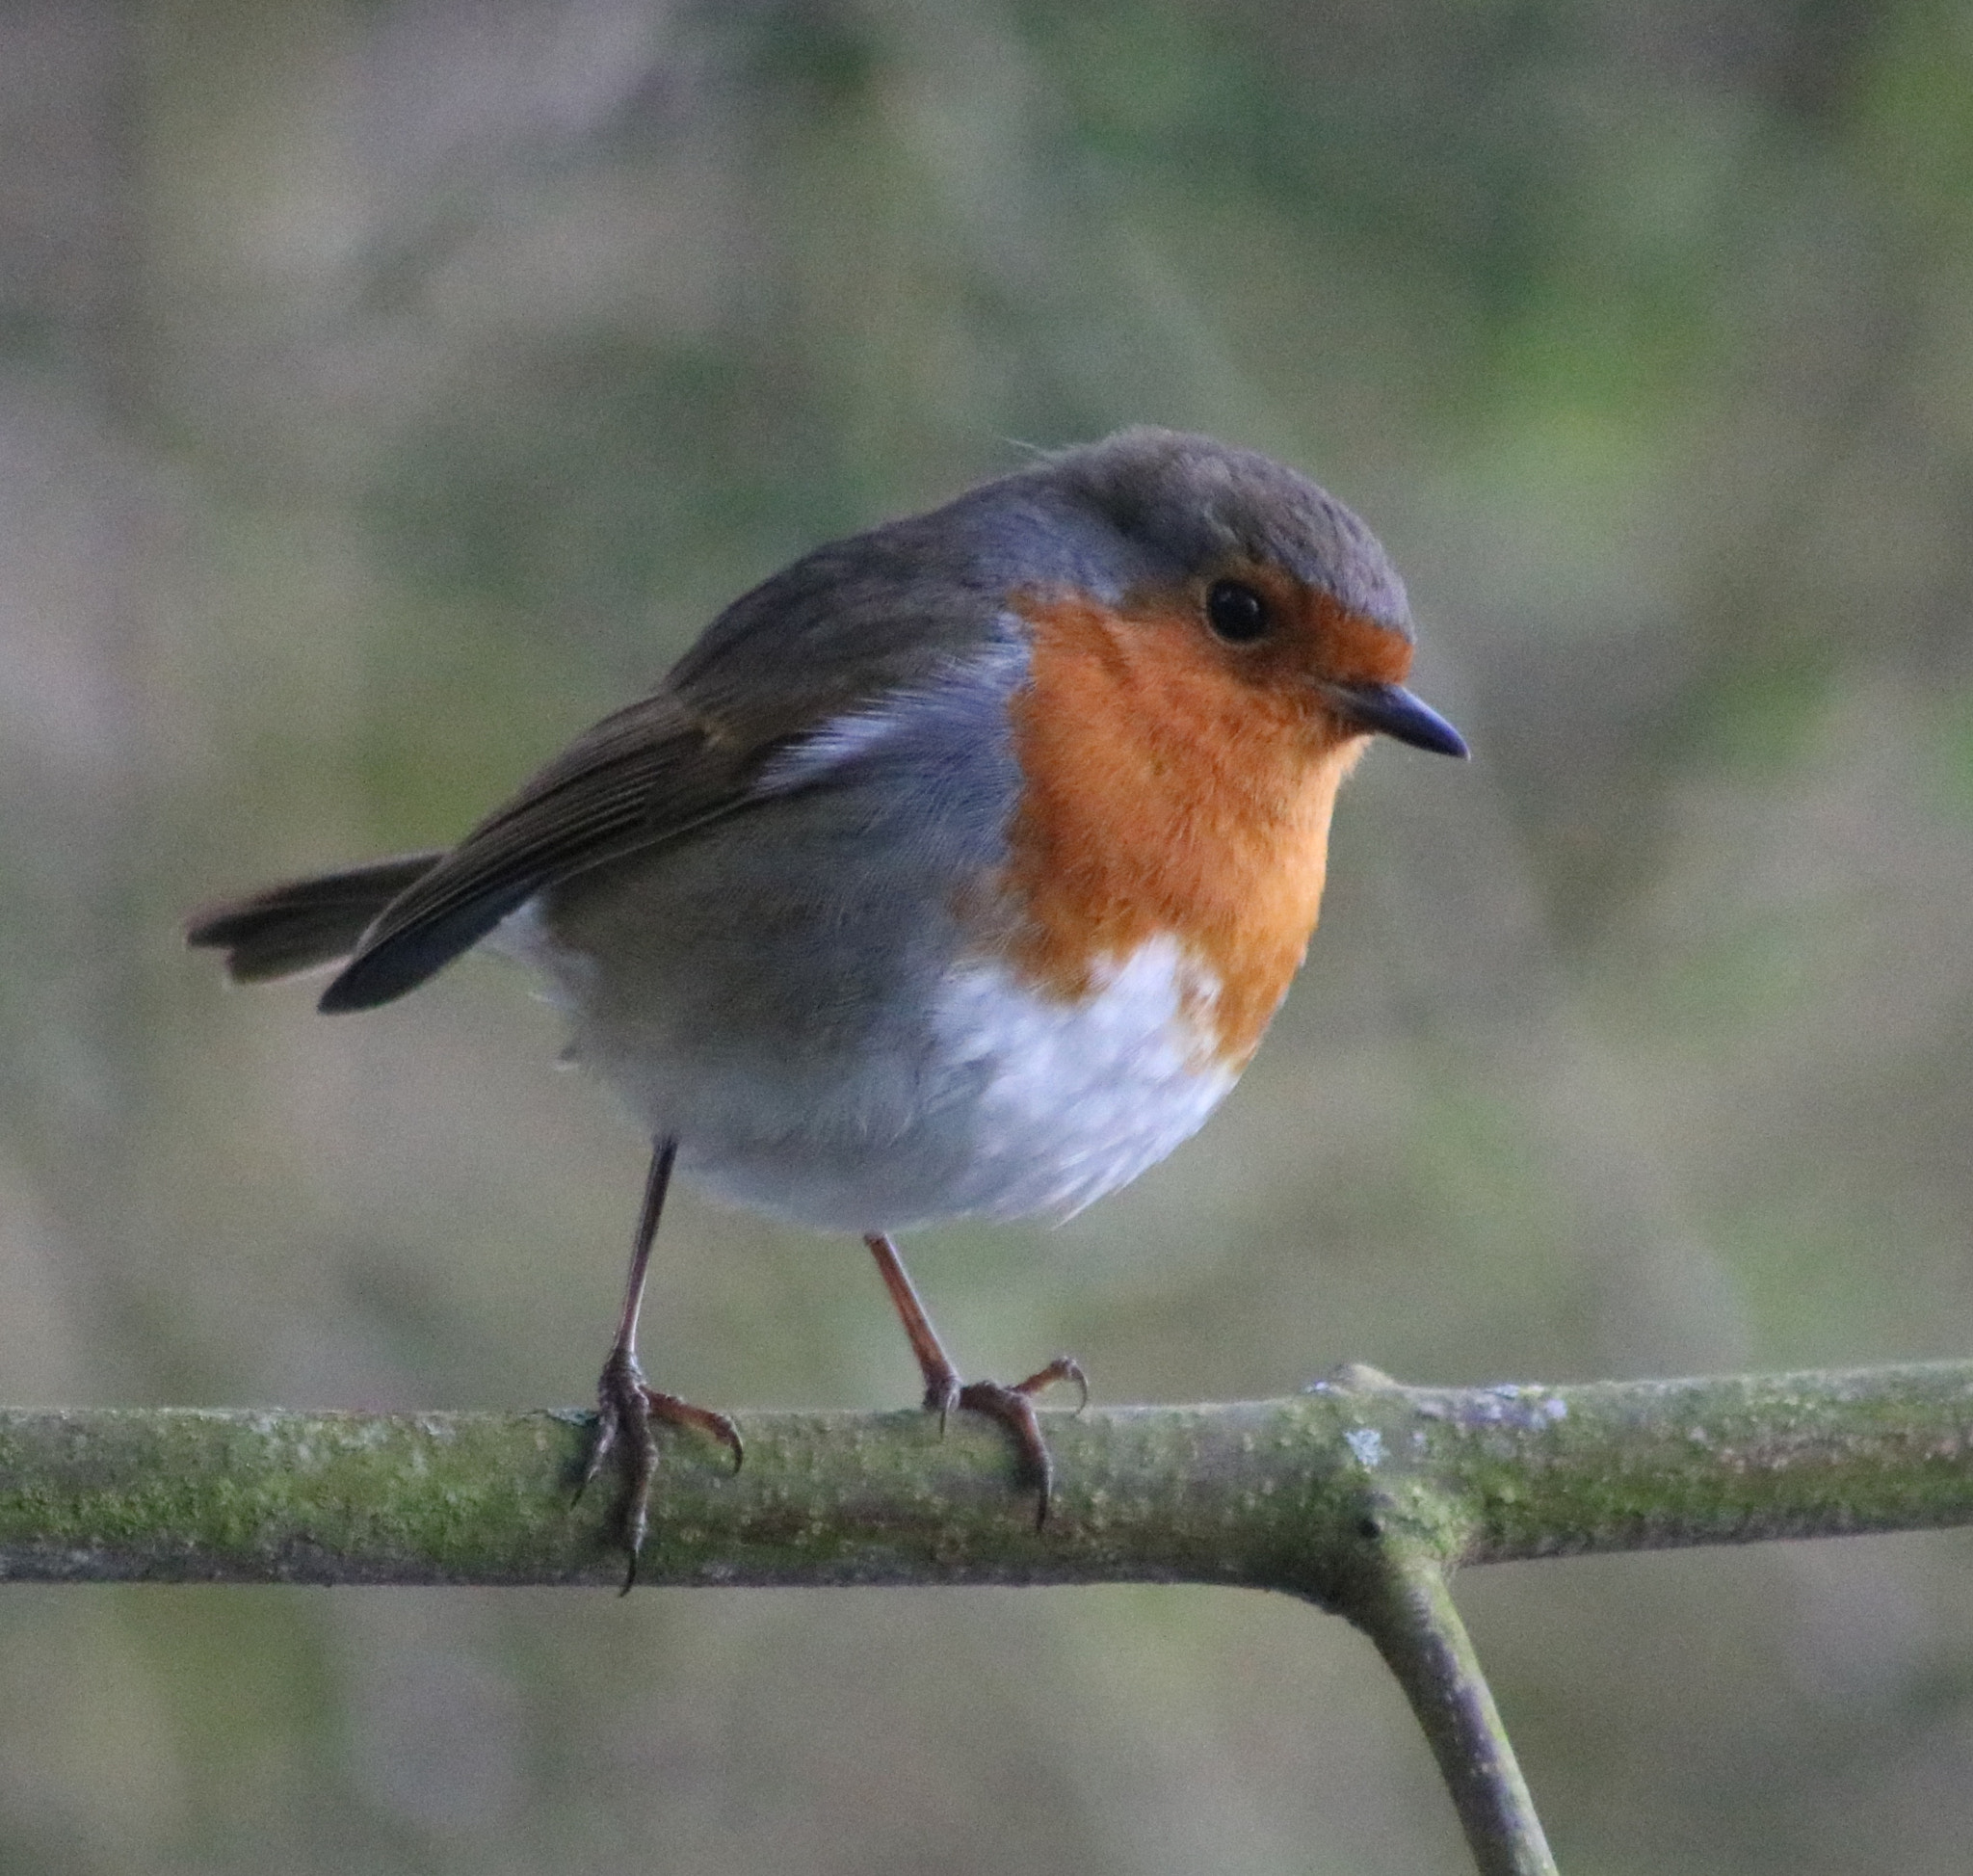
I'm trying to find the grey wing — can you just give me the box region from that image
[320,511,1015,1016]
[319,690,759,1012]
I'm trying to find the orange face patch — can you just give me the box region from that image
[994,577,1411,1068]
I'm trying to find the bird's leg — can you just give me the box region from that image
[582,1137,742,1588]
[863,1232,1087,1528]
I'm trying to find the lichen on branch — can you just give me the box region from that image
[4,1360,1971,1593]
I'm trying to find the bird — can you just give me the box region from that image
[186,427,1467,1577]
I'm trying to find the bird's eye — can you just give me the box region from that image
[1205,579,1270,644]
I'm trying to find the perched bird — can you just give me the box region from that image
[188,428,1466,1573]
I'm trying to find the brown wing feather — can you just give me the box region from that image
[320,690,756,1011]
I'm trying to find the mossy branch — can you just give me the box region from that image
[6,1360,1973,1876]
[7,1361,1967,1589]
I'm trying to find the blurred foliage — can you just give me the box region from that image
[4,0,1973,1870]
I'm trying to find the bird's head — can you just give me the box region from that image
[1031,427,1467,762]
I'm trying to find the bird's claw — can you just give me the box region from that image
[940,1355,1087,1529]
[580,1346,742,1593]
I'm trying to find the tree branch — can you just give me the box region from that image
[8,1360,1972,1875]
[1354,1553,1558,1876]
[5,1360,1972,1588]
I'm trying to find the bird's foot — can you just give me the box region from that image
[579,1345,742,1591]
[927,1356,1088,1529]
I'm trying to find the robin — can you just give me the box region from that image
[188,427,1467,1574]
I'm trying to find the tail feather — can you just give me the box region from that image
[186,852,446,986]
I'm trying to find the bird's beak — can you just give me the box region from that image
[1321,680,1469,759]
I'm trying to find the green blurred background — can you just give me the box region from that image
[5,1,1973,1870]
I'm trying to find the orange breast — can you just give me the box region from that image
[995,588,1381,1069]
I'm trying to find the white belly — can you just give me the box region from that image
[506,912,1241,1234]
[914,935,1238,1222]
[669,934,1236,1231]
